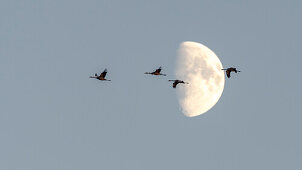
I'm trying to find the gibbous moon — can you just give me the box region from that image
[176,41,225,117]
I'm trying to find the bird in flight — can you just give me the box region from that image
[90,69,111,81]
[168,80,189,88]
[221,67,240,78]
[144,66,167,76]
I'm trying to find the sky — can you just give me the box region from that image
[1,0,301,169]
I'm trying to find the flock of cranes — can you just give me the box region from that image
[90,66,240,88]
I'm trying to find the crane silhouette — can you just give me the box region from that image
[168,80,189,88]
[221,67,240,78]
[90,69,111,81]
[144,66,166,76]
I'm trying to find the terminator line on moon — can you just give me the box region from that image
[90,41,239,117]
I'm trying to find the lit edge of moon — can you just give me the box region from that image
[176,41,225,117]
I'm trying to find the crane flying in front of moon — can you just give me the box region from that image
[176,41,225,117]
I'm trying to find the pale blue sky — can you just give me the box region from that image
[1,0,301,169]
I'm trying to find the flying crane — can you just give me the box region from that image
[221,67,240,78]
[144,66,167,76]
[168,80,189,88]
[90,69,111,81]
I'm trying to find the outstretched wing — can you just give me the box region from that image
[100,69,108,78]
[226,70,231,78]
[155,67,162,74]
[173,82,177,88]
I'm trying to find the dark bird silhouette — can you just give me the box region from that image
[221,67,240,78]
[168,80,189,88]
[90,69,111,81]
[144,66,167,76]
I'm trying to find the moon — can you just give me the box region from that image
[176,41,225,117]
